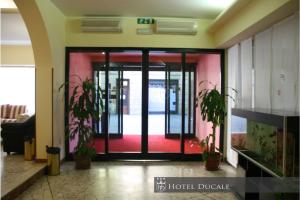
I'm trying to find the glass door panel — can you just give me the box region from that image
[184,70,189,134]
[122,71,142,137]
[185,53,204,154]
[148,51,181,153]
[108,51,142,153]
[148,71,166,135]
[183,67,198,154]
[184,67,195,136]
[108,70,121,136]
[168,70,182,137]
[95,70,106,153]
[190,70,195,135]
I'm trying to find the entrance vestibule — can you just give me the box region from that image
[66,48,223,160]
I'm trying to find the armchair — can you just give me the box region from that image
[1,115,35,154]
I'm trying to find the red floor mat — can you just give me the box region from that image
[94,135,202,153]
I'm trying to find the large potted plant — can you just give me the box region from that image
[60,77,103,169]
[196,81,234,171]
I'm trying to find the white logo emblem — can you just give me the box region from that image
[155,177,166,192]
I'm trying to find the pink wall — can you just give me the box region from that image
[195,54,221,149]
[69,52,93,84]
[69,53,93,152]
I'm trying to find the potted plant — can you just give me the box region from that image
[196,81,234,171]
[60,77,103,169]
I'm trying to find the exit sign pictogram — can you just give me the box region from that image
[137,18,155,24]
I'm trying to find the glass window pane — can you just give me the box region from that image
[185,53,221,154]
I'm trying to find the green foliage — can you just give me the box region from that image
[76,144,97,157]
[60,76,103,158]
[196,81,236,160]
[247,121,277,164]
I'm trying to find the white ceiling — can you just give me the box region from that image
[51,0,236,18]
[1,13,31,45]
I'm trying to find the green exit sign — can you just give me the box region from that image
[137,18,155,24]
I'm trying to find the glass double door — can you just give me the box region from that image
[93,51,195,154]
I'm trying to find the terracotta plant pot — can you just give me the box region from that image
[205,153,221,171]
[74,154,91,170]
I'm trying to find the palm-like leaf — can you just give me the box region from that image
[60,78,104,157]
[196,81,235,158]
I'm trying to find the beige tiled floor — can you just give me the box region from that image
[1,154,46,198]
[16,161,241,200]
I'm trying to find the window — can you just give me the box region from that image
[0,67,35,114]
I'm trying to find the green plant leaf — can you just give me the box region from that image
[59,77,102,157]
[196,80,236,156]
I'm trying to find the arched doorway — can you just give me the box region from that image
[14,0,53,160]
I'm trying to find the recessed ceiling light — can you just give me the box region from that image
[0,0,17,9]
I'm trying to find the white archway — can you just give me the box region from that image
[14,0,53,160]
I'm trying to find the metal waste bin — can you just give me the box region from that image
[24,136,33,161]
[46,146,60,176]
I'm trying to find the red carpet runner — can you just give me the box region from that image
[94,135,203,153]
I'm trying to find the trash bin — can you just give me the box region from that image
[46,146,60,176]
[24,136,33,161]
